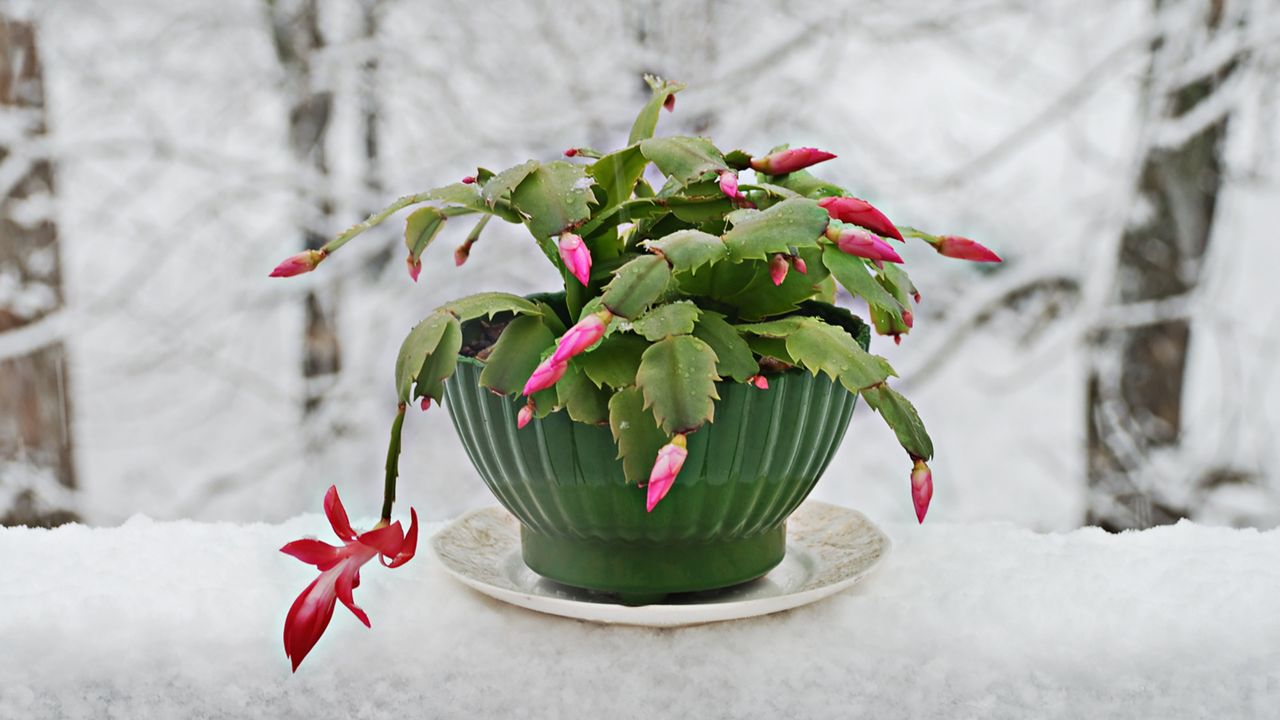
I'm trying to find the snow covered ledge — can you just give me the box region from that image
[1,512,1277,718]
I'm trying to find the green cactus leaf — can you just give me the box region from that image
[721,198,829,262]
[556,362,612,425]
[441,292,543,322]
[478,314,556,396]
[628,75,687,145]
[822,248,905,320]
[636,334,721,435]
[643,229,727,273]
[861,384,933,460]
[745,335,795,366]
[578,332,648,389]
[600,254,672,318]
[639,136,728,186]
[414,317,462,404]
[589,145,648,209]
[692,311,758,383]
[608,386,668,484]
[631,300,700,341]
[760,169,846,198]
[739,315,893,390]
[394,311,455,403]
[404,206,447,263]
[481,160,538,207]
[509,161,595,239]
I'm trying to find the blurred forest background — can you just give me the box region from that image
[1,0,1278,531]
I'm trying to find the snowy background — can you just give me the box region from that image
[2,0,1279,531]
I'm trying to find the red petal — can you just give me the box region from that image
[335,564,371,628]
[280,539,345,570]
[283,573,338,672]
[383,508,419,569]
[358,522,405,557]
[324,485,357,542]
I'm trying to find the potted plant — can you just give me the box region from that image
[271,77,1001,670]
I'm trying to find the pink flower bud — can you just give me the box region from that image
[934,235,1002,263]
[826,225,904,263]
[461,176,476,185]
[718,170,743,200]
[550,309,612,364]
[817,197,904,241]
[792,256,808,275]
[406,254,422,282]
[663,94,676,112]
[769,253,789,286]
[901,309,914,329]
[269,249,326,278]
[454,242,471,267]
[912,290,922,304]
[420,397,431,411]
[911,457,933,523]
[558,232,593,287]
[522,357,568,396]
[516,403,533,429]
[563,148,578,157]
[749,147,836,175]
[646,434,688,512]
[747,374,769,390]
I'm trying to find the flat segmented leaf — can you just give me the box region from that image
[822,248,904,319]
[721,198,828,262]
[478,314,556,395]
[600,254,672,318]
[692,311,758,382]
[631,301,700,341]
[877,262,916,306]
[608,387,669,484]
[739,315,892,390]
[644,229,727,273]
[762,169,846,198]
[639,136,728,186]
[404,206,447,262]
[628,76,686,145]
[556,362,611,425]
[442,292,542,322]
[394,311,454,402]
[861,385,933,460]
[745,335,795,365]
[414,318,462,403]
[578,332,648,389]
[510,161,595,239]
[589,145,647,209]
[636,335,720,435]
[481,160,538,207]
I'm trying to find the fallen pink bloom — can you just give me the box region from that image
[269,250,326,278]
[817,197,904,241]
[646,435,688,512]
[826,225,904,263]
[281,486,417,671]
[911,457,933,523]
[749,147,835,175]
[934,235,1002,263]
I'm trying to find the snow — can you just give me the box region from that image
[2,511,1277,718]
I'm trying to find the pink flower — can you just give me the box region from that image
[769,253,790,286]
[517,403,534,429]
[522,356,568,396]
[558,232,593,286]
[281,486,418,671]
[406,254,422,282]
[934,235,1002,263]
[910,457,932,523]
[826,225,904,263]
[549,309,612,364]
[817,197,903,242]
[646,434,688,512]
[269,249,326,278]
[749,147,835,175]
[747,374,769,390]
[461,175,476,185]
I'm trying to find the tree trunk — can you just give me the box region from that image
[0,16,77,527]
[266,0,341,415]
[1085,0,1236,530]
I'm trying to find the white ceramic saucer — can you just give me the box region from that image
[430,501,891,627]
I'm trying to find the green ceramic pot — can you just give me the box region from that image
[442,309,863,603]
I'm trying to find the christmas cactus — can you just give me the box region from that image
[272,77,999,669]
